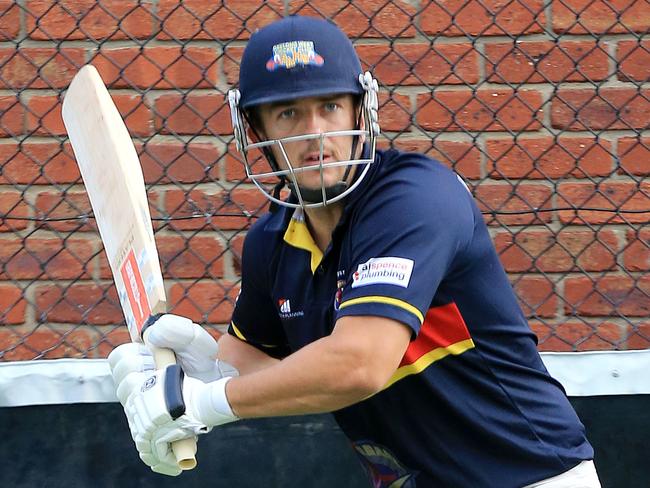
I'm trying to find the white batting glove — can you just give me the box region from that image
[109,345,239,476]
[108,342,156,387]
[145,314,239,382]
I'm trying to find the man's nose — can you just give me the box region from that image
[303,110,324,134]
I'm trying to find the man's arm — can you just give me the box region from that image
[217,333,280,375]
[224,315,412,418]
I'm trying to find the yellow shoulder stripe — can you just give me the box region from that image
[338,296,424,324]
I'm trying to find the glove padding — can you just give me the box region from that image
[145,314,239,382]
[108,344,239,476]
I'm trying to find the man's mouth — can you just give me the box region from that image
[302,151,334,166]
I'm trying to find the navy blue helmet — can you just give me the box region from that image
[228,16,380,209]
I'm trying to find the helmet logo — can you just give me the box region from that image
[266,41,324,71]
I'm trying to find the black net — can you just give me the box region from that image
[0,0,648,359]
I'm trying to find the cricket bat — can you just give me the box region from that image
[61,65,197,470]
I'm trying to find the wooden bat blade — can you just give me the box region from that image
[62,65,165,341]
[62,64,197,471]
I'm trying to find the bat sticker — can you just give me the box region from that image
[119,248,151,332]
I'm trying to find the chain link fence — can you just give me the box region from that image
[0,0,648,360]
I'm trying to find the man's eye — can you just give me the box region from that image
[324,102,339,112]
[279,108,295,119]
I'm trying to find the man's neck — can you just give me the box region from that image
[304,202,345,253]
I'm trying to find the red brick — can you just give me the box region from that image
[565,274,649,317]
[623,229,649,272]
[626,321,650,350]
[224,145,255,182]
[495,228,619,273]
[529,320,570,351]
[420,0,546,37]
[0,47,86,89]
[34,191,95,232]
[618,137,650,176]
[139,141,221,184]
[0,95,24,136]
[144,191,165,233]
[92,46,219,89]
[388,138,481,180]
[474,183,553,226]
[229,187,270,220]
[35,282,123,324]
[0,237,94,280]
[533,320,623,351]
[416,89,544,132]
[157,0,283,41]
[551,88,650,131]
[486,136,613,179]
[378,92,411,132]
[0,190,30,232]
[557,181,650,225]
[223,141,280,184]
[157,234,224,279]
[290,0,416,38]
[0,141,80,185]
[164,188,268,232]
[26,0,157,41]
[153,93,231,136]
[223,46,244,86]
[357,43,479,86]
[168,281,238,324]
[552,0,650,34]
[617,40,650,82]
[0,284,26,324]
[511,275,557,318]
[25,95,65,136]
[230,233,246,275]
[485,40,609,83]
[0,1,20,40]
[112,93,153,137]
[0,328,95,360]
[93,328,132,358]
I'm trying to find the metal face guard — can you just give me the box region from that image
[228,72,380,209]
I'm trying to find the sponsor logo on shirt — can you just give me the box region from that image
[334,278,346,311]
[351,257,414,289]
[352,440,418,487]
[278,298,305,319]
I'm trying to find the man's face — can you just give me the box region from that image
[254,94,359,192]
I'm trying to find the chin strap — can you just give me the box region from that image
[269,177,286,214]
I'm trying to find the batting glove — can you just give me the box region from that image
[145,314,239,382]
[108,346,239,476]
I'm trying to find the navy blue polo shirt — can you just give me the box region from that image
[229,148,593,487]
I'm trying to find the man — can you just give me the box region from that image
[108,16,601,487]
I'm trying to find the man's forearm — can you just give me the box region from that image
[217,333,280,375]
[219,316,411,420]
[224,333,377,419]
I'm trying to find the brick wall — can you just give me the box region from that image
[0,1,648,359]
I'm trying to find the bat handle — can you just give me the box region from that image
[144,333,198,471]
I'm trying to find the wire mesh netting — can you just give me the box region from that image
[0,0,648,360]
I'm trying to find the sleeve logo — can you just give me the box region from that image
[351,257,414,289]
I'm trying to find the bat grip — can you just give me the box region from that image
[143,330,198,471]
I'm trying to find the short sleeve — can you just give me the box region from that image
[336,157,475,336]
